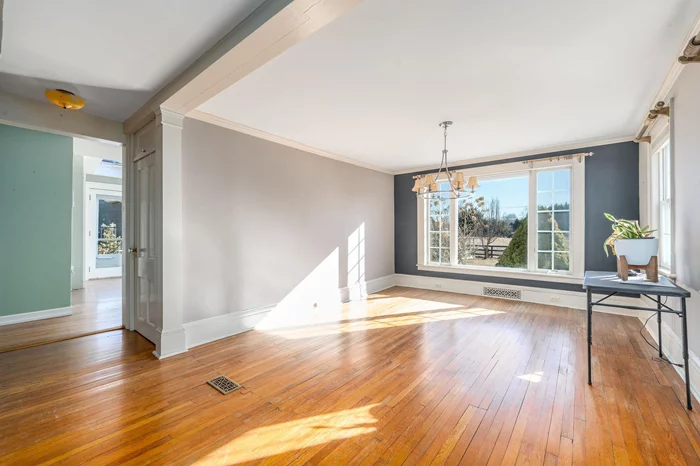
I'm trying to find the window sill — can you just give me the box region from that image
[659,267,676,281]
[416,263,583,284]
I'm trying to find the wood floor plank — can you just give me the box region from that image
[1,286,699,465]
[0,278,122,353]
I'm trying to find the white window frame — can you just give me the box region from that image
[417,158,585,283]
[649,131,672,272]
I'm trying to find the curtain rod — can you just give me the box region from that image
[522,152,593,167]
[635,101,669,143]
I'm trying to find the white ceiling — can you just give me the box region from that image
[199,0,700,172]
[0,0,266,121]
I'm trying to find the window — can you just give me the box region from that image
[651,139,672,270]
[417,159,584,280]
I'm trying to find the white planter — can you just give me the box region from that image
[614,238,658,265]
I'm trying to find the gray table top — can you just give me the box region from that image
[583,271,690,297]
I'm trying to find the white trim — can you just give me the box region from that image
[638,289,700,403]
[153,327,187,359]
[155,108,186,358]
[393,135,633,175]
[178,273,647,353]
[187,110,394,175]
[0,307,72,326]
[340,275,397,302]
[85,182,123,280]
[183,305,275,350]
[182,274,396,350]
[0,91,124,144]
[416,264,582,284]
[395,273,643,316]
[185,116,633,177]
[123,137,135,332]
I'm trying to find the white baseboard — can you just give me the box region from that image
[0,306,73,326]
[183,304,275,350]
[340,275,397,302]
[638,286,700,402]
[175,272,649,355]
[154,327,188,359]
[182,274,397,351]
[394,273,644,315]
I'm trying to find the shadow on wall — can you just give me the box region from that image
[255,223,368,331]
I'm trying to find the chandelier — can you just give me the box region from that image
[412,121,479,199]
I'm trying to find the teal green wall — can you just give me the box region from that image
[0,124,73,316]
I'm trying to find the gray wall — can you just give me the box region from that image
[181,118,395,324]
[394,141,639,292]
[653,64,700,359]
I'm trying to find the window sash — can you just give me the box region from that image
[652,140,672,270]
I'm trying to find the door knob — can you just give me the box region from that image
[128,247,138,255]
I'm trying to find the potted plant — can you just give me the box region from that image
[603,213,657,265]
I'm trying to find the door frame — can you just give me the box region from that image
[85,182,123,280]
[123,135,136,331]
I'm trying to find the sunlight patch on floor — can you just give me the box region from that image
[192,404,379,465]
[261,307,504,340]
[517,371,543,383]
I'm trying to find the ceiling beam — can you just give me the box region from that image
[124,0,362,134]
[0,92,125,144]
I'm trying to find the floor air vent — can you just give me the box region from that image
[207,375,242,395]
[483,286,521,301]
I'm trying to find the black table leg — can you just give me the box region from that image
[657,295,663,358]
[681,297,692,410]
[587,288,592,385]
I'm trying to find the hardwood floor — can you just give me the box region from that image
[1,286,699,465]
[0,278,122,353]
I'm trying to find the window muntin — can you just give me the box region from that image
[536,169,571,272]
[428,183,451,265]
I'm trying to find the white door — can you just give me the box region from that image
[133,152,160,343]
[86,185,123,279]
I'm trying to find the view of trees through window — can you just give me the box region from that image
[426,168,572,272]
[458,174,529,268]
[425,166,573,274]
[536,169,571,272]
[97,198,123,255]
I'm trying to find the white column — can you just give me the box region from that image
[155,108,186,357]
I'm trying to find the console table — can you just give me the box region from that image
[583,271,692,409]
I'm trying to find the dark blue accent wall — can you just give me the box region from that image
[394,141,639,292]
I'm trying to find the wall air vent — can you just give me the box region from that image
[483,286,521,301]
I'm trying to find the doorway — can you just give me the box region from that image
[86,184,123,279]
[0,130,126,353]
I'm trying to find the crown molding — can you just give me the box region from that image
[187,110,394,175]
[189,110,635,176]
[635,11,700,139]
[391,134,635,175]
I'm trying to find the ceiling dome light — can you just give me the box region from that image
[45,89,85,110]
